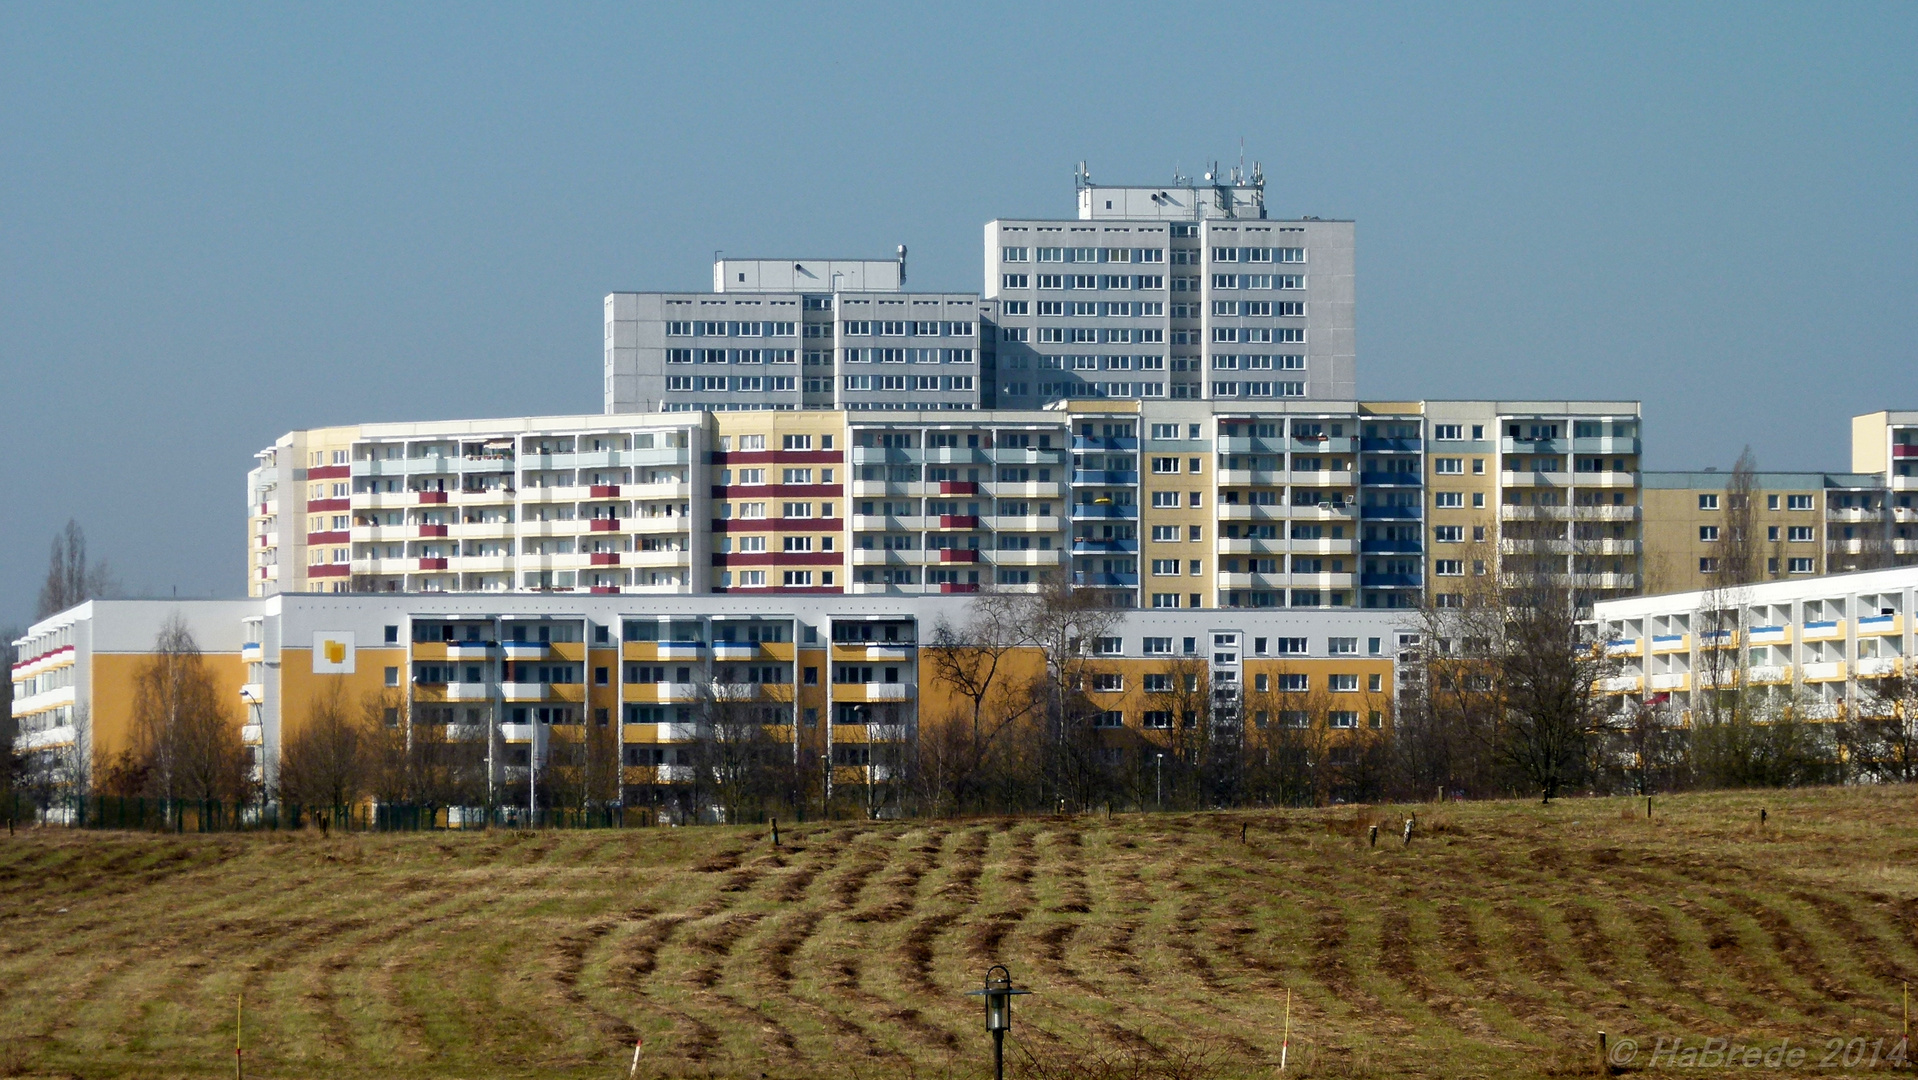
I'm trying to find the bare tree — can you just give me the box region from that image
[1716,449,1763,586]
[921,590,1040,814]
[1849,669,1918,783]
[128,616,248,804]
[37,520,115,620]
[279,679,370,812]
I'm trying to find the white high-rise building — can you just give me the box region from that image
[984,163,1355,407]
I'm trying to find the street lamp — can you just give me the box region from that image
[1156,752,1165,810]
[966,964,1030,1080]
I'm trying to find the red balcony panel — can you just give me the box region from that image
[590,552,621,566]
[939,582,980,594]
[590,586,619,595]
[418,524,448,538]
[418,558,448,570]
[589,518,620,532]
[938,481,979,495]
[307,564,349,578]
[936,515,980,529]
[939,549,980,563]
[1894,445,1918,459]
[590,484,622,498]
[417,491,448,504]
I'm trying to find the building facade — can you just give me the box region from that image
[1593,564,1918,723]
[1635,412,1918,596]
[247,399,1644,612]
[984,166,1355,407]
[13,595,1406,813]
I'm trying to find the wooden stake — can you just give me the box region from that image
[1280,988,1292,1071]
[628,1035,644,1079]
[236,992,243,1080]
[771,817,779,847]
[1598,1031,1607,1076]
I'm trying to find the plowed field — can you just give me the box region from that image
[3,787,1917,1079]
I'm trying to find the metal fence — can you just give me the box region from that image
[2,795,653,832]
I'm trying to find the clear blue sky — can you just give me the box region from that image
[3,3,1915,628]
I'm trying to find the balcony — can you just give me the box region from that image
[1500,538,1574,555]
[590,552,621,566]
[1360,539,1423,554]
[418,557,449,571]
[1071,470,1140,486]
[936,549,981,563]
[1802,661,1847,682]
[1572,573,1639,591]
[1892,445,1918,459]
[1218,503,1289,521]
[837,682,912,702]
[1571,470,1639,489]
[1070,503,1139,520]
[1071,538,1140,554]
[418,490,448,504]
[938,582,981,594]
[710,641,762,660]
[1217,436,1285,454]
[1361,572,1423,588]
[1359,504,1419,520]
[1360,437,1422,453]
[1072,435,1140,451]
[1572,436,1642,455]
[1501,437,1568,454]
[1360,471,1423,487]
[1292,436,1355,453]
[1072,572,1139,587]
[1219,469,1286,486]
[986,548,1061,565]
[936,481,980,495]
[989,514,1063,532]
[932,514,980,529]
[1501,470,1572,488]
[418,524,449,538]
[590,484,621,498]
[589,518,621,532]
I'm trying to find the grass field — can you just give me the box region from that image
[3,788,1918,1080]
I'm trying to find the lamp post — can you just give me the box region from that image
[1156,752,1164,810]
[966,964,1030,1080]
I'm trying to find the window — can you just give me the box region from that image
[1434,491,1463,508]
[1699,494,1719,511]
[1434,526,1463,542]
[1151,559,1181,576]
[1329,711,1358,729]
[1434,458,1463,474]
[1278,674,1309,692]
[1787,495,1813,510]
[1699,525,1719,542]
[1699,557,1720,573]
[1328,638,1356,655]
[1151,457,1180,474]
[1788,526,1814,542]
[1151,491,1181,508]
[1151,525,1179,541]
[783,435,813,450]
[1788,557,1814,574]
[1328,674,1359,693]
[1093,673,1124,692]
[1433,425,1463,441]
[1143,673,1173,692]
[1142,637,1172,655]
[1435,560,1464,576]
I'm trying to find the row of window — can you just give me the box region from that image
[1002,246,1168,264]
[1026,327,1168,344]
[1698,493,1817,511]
[841,348,974,364]
[663,348,797,365]
[1211,354,1305,370]
[663,321,799,337]
[839,321,975,337]
[1212,382,1307,398]
[841,375,976,392]
[1700,557,1816,574]
[666,376,798,393]
[1699,525,1818,542]
[1213,327,1305,343]
[1001,300,1167,317]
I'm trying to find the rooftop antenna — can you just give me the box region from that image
[1237,138,1245,185]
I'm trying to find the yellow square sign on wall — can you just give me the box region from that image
[312,631,356,674]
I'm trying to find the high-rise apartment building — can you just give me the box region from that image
[1636,411,1918,595]
[248,399,1643,613]
[603,166,1353,416]
[604,253,991,414]
[985,164,1355,407]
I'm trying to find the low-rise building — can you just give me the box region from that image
[12,595,1408,814]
